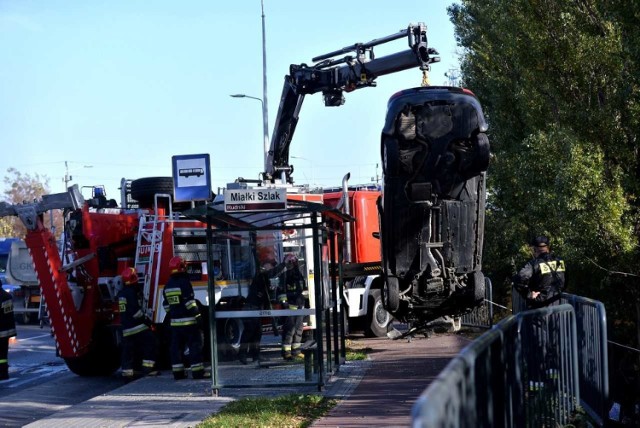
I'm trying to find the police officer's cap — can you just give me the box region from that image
[530,235,550,247]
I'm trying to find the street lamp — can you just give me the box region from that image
[230,94,270,172]
[229,0,269,173]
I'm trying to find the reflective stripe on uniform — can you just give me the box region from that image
[540,260,565,274]
[0,359,7,364]
[142,359,155,369]
[172,363,185,372]
[185,299,198,310]
[165,288,182,305]
[191,363,204,372]
[282,344,292,352]
[170,317,197,326]
[122,369,134,377]
[122,324,149,337]
[292,343,301,350]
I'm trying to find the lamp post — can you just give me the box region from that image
[230,94,269,172]
[230,0,269,173]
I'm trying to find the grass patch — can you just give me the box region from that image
[344,338,372,361]
[346,346,371,360]
[199,394,338,428]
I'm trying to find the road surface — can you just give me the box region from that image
[0,324,125,427]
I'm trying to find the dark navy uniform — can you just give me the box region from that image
[238,262,276,363]
[513,252,566,309]
[117,285,157,378]
[513,236,566,378]
[0,285,17,380]
[278,259,306,359]
[163,272,204,379]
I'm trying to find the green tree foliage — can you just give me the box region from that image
[448,0,640,339]
[2,168,63,239]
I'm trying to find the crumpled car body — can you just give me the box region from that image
[379,86,490,324]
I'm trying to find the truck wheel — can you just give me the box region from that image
[383,276,400,313]
[217,318,243,361]
[64,326,120,376]
[364,290,392,337]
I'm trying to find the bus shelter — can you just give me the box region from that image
[184,198,350,394]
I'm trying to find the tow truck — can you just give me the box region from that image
[0,22,488,376]
[260,22,489,329]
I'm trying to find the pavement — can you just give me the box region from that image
[22,333,471,428]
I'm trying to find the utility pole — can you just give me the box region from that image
[260,0,269,173]
[63,161,71,189]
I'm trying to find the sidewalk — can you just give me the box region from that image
[24,333,468,428]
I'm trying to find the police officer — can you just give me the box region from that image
[117,268,158,380]
[513,235,566,308]
[163,256,205,380]
[0,280,17,380]
[278,254,306,360]
[513,235,566,385]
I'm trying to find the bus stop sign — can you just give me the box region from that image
[172,154,212,202]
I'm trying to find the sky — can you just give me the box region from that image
[0,0,461,202]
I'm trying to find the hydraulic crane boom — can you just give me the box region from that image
[264,22,440,184]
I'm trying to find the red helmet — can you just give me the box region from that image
[121,267,138,286]
[169,256,186,274]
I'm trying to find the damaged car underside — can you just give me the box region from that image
[379,86,490,325]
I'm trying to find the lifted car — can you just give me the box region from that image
[379,86,490,326]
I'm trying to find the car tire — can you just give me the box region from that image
[364,289,392,337]
[383,276,400,313]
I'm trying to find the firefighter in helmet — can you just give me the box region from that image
[117,268,158,380]
[278,254,306,360]
[163,256,205,380]
[0,280,17,380]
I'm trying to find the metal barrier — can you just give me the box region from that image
[513,288,609,425]
[560,294,609,426]
[412,304,580,427]
[461,277,494,328]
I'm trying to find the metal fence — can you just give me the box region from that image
[461,277,493,329]
[560,294,609,426]
[412,304,580,427]
[512,288,609,425]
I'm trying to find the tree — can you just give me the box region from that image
[448,0,640,405]
[2,168,63,239]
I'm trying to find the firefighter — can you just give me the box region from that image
[238,259,277,364]
[0,280,17,380]
[117,268,158,380]
[512,235,566,309]
[278,254,306,360]
[163,256,205,380]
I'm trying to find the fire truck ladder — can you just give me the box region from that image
[134,194,173,312]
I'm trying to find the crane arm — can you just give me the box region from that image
[263,22,440,183]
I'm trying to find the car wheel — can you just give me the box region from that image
[364,289,392,337]
[382,137,400,177]
[383,276,400,313]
